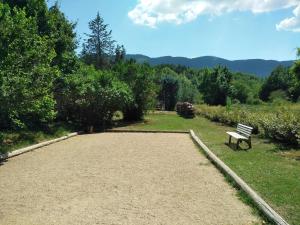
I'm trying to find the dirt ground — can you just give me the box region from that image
[0,133,260,225]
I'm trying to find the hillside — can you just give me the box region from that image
[126,54,294,77]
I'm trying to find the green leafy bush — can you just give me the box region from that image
[196,104,300,146]
[59,65,133,130]
[259,109,300,145]
[0,4,58,129]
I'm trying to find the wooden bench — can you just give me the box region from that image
[227,124,253,149]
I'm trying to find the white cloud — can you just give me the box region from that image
[276,4,300,32]
[128,0,300,31]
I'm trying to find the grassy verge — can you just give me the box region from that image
[119,113,300,225]
[0,123,76,154]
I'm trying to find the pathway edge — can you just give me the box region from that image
[0,132,80,160]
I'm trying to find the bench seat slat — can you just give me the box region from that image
[238,131,252,136]
[226,132,248,140]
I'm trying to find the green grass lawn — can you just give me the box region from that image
[0,123,75,154]
[119,113,300,225]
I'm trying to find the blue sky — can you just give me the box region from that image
[48,0,300,60]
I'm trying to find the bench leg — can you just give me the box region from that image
[236,139,240,150]
[229,136,232,145]
[248,137,252,149]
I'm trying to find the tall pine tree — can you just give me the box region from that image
[81,12,115,69]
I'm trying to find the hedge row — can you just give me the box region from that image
[196,105,300,146]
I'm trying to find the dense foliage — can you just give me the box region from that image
[0,3,58,129]
[196,104,300,146]
[154,65,263,107]
[199,66,233,105]
[59,65,133,129]
[160,75,179,110]
[259,51,300,102]
[259,66,296,101]
[114,60,157,120]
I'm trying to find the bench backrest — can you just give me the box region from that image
[237,123,253,138]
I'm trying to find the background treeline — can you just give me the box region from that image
[0,1,299,146]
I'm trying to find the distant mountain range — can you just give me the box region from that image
[126,54,294,77]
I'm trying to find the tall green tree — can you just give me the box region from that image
[81,12,115,69]
[259,66,294,101]
[289,48,300,101]
[4,0,78,74]
[0,3,58,129]
[47,3,78,74]
[199,66,233,105]
[115,44,126,64]
[2,0,49,35]
[177,77,199,103]
[114,61,157,121]
[160,75,179,111]
[46,3,80,118]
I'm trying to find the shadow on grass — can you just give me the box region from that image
[112,119,146,129]
[225,142,251,151]
[255,134,300,152]
[263,140,300,162]
[178,115,195,120]
[274,143,299,152]
[295,156,300,161]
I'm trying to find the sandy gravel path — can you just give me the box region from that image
[0,133,260,225]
